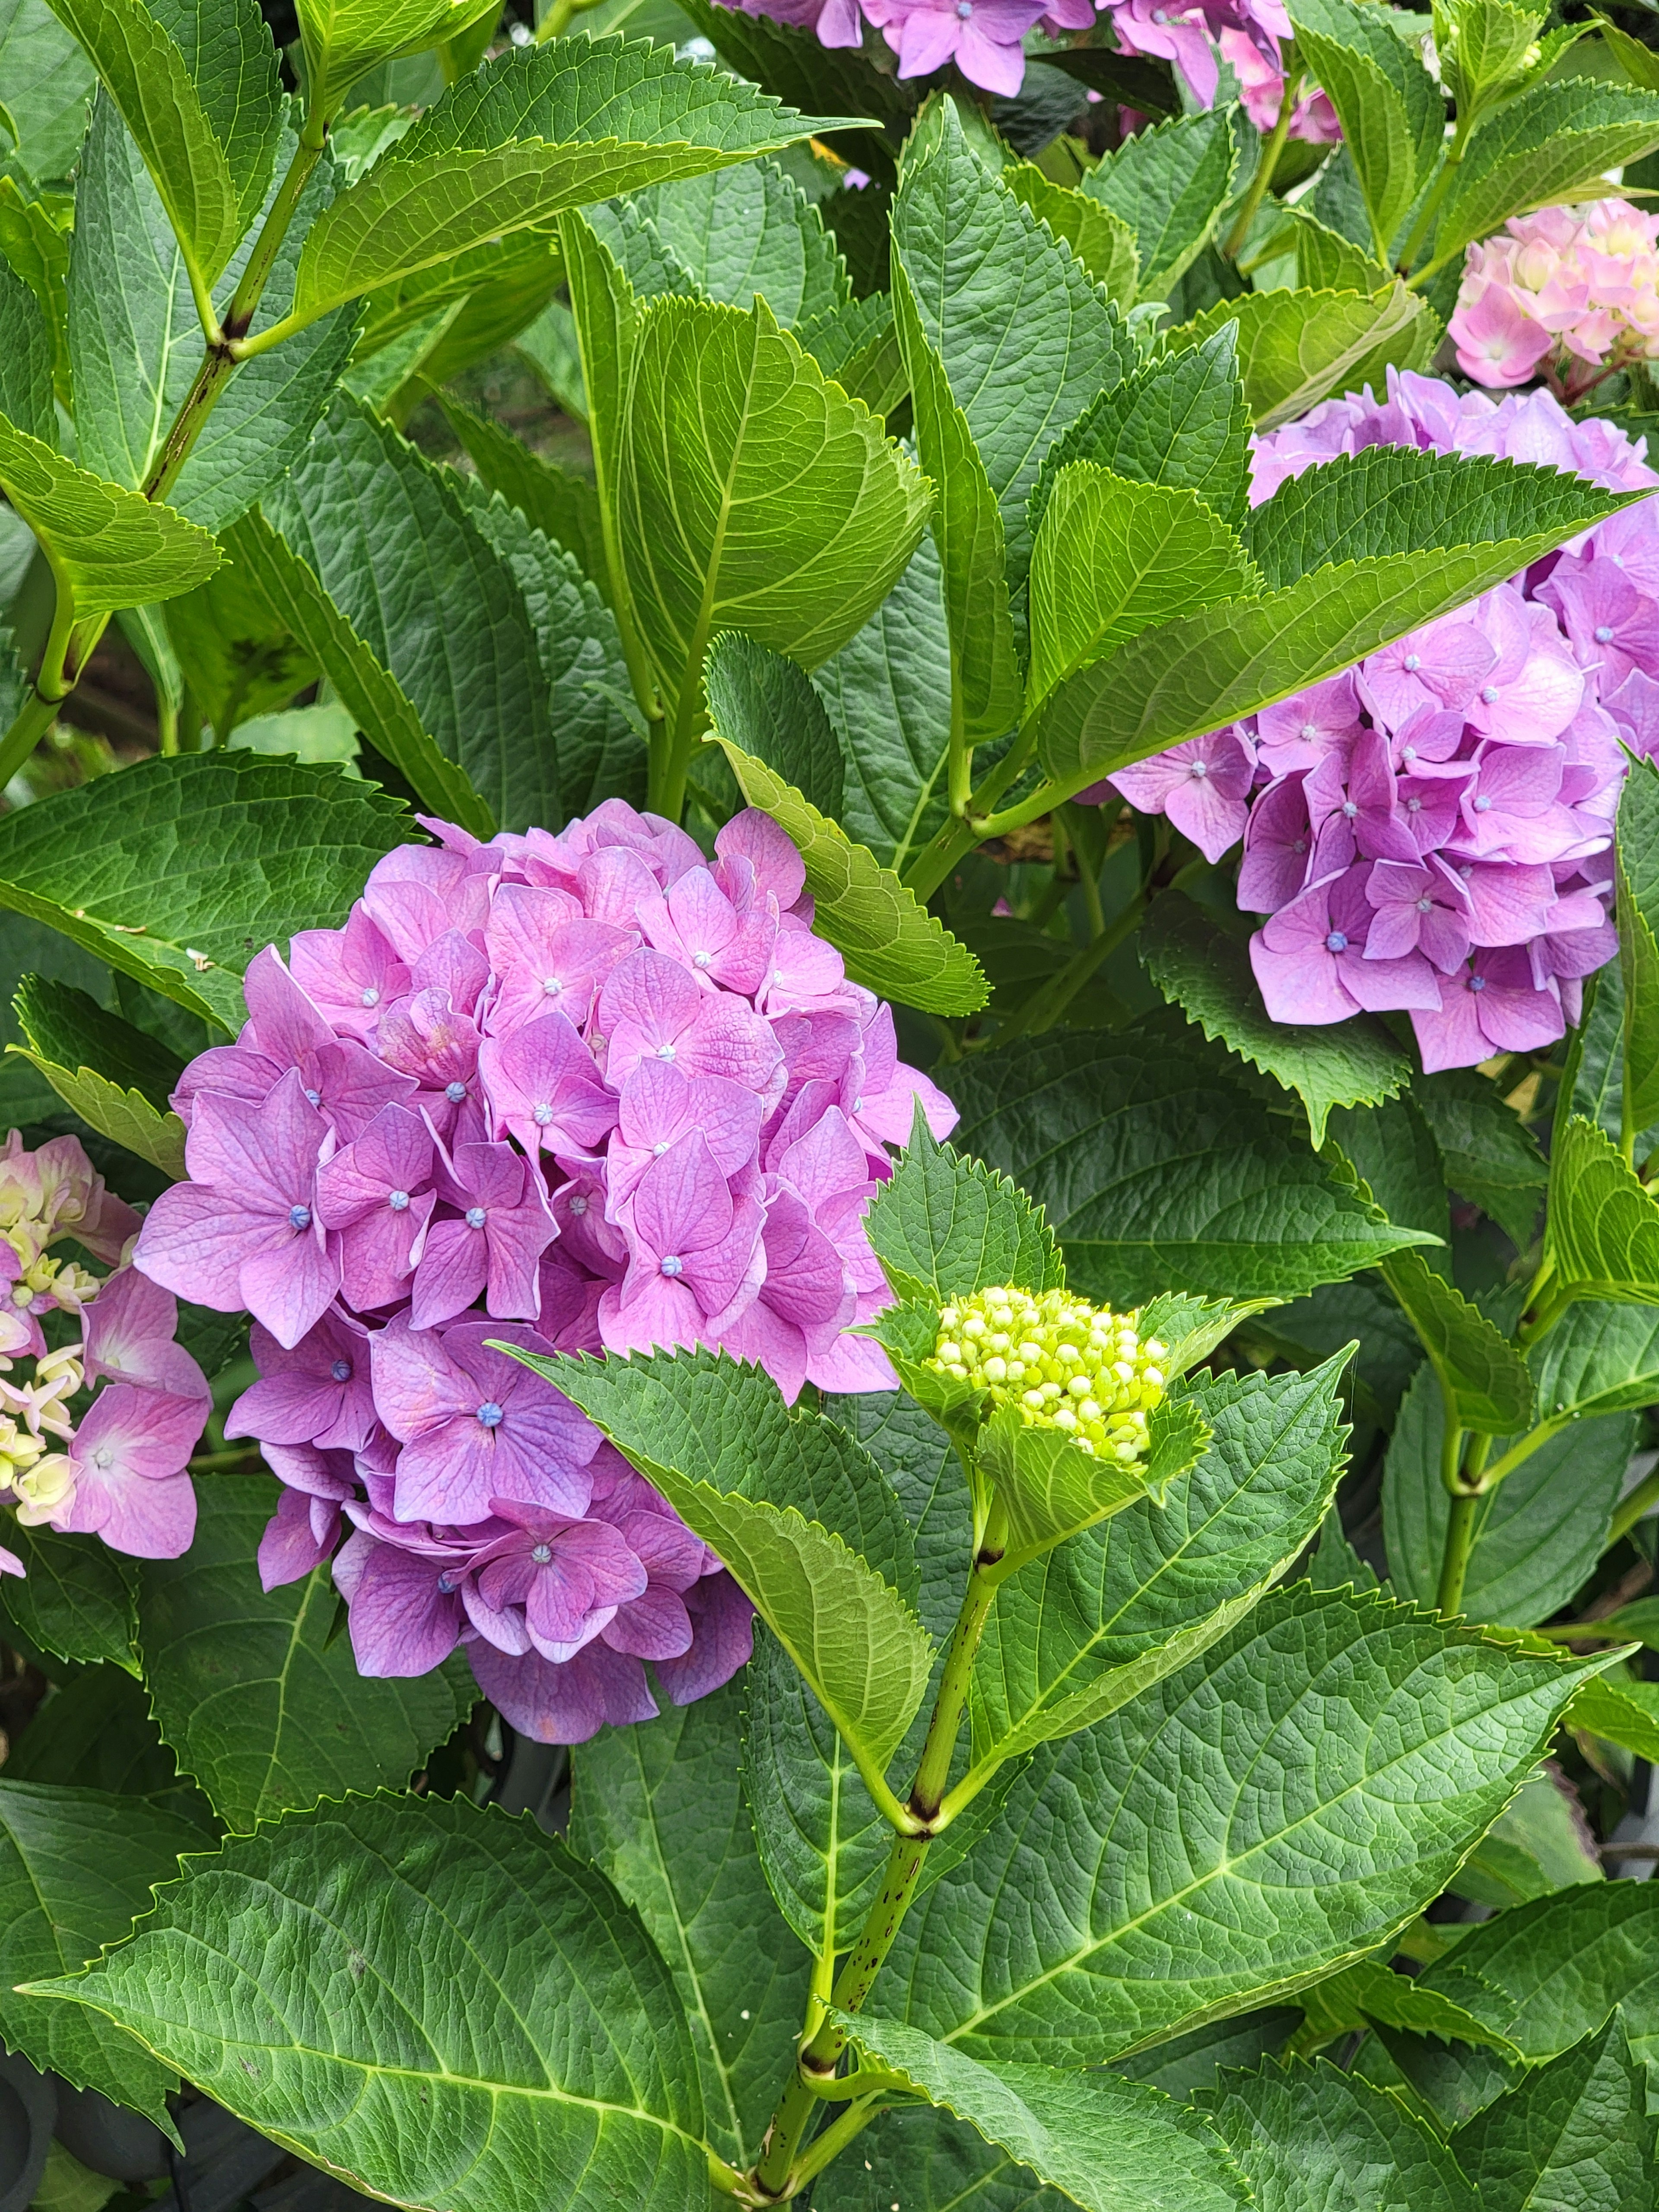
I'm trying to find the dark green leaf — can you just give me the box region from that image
[1453,2012,1658,2212]
[1379,1252,1534,1433]
[164,556,319,744]
[0,254,53,442]
[795,289,907,416]
[1413,1068,1545,1248]
[0,1522,136,1672]
[1287,0,1441,260]
[435,392,608,593]
[1451,1765,1603,1912]
[11,971,187,1173]
[810,2103,1072,2210]
[1082,105,1238,299]
[1196,2056,1481,2211]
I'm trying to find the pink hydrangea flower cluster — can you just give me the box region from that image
[1106,370,1659,1074]
[0,1134,209,1570]
[717,0,1097,101]
[132,800,954,1745]
[1451,201,1659,401]
[1105,0,1339,139]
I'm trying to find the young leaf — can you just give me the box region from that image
[702,630,988,1016]
[865,1109,1062,1303]
[1287,0,1442,261]
[570,1675,810,2170]
[0,1520,137,1673]
[971,1356,1350,1767]
[0,410,220,614]
[0,1780,196,2126]
[1173,283,1433,433]
[943,1029,1437,1306]
[0,257,54,443]
[1082,105,1239,300]
[0,751,410,1031]
[134,1473,475,1831]
[1141,889,1411,1146]
[1290,206,1389,292]
[617,293,929,715]
[1196,2056,1481,2212]
[1545,1115,1659,1307]
[525,1346,932,1780]
[10,971,187,1175]
[1026,462,1253,714]
[1452,2012,1658,2212]
[1413,1068,1545,1249]
[294,0,498,116]
[1435,77,1659,269]
[1378,1251,1534,1433]
[981,1394,1206,1571]
[25,1794,712,2212]
[835,2012,1249,2212]
[1382,1364,1633,1624]
[883,1583,1599,2062]
[632,157,848,327]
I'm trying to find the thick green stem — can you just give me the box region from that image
[0,689,59,793]
[1223,76,1298,259]
[1612,1465,1659,1548]
[141,343,241,505]
[223,118,327,341]
[1437,1488,1480,1616]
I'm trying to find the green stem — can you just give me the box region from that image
[1398,156,1457,280]
[995,892,1144,1043]
[1472,1417,1567,1497]
[223,116,327,343]
[1437,1489,1479,1616]
[1223,76,1298,260]
[536,0,604,36]
[1611,1465,1659,1548]
[785,2096,887,2190]
[0,689,59,793]
[1056,801,1105,939]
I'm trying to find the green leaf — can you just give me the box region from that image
[865,1109,1062,1303]
[1244,447,1633,588]
[1290,206,1389,292]
[248,391,561,836]
[570,1674,809,2170]
[970,1356,1350,1768]
[882,1583,1598,2062]
[1413,1068,1545,1248]
[1379,1252,1534,1433]
[0,0,93,179]
[1452,1766,1604,1912]
[1545,1115,1659,1307]
[1288,0,1442,261]
[1027,462,1252,714]
[810,2105,1077,2209]
[0,1780,195,2126]
[67,98,359,532]
[1173,283,1435,434]
[163,556,319,744]
[1617,750,1659,1138]
[1296,1955,1526,2059]
[1441,0,1549,115]
[811,534,952,874]
[295,0,496,116]
[943,1029,1437,1306]
[26,1793,711,2212]
[436,391,608,592]
[702,630,988,1017]
[0,1521,136,1672]
[795,289,907,417]
[618,293,928,718]
[11,971,187,1174]
[632,156,848,327]
[1083,105,1239,300]
[981,1392,1209,1573]
[1004,159,1138,305]
[1529,1300,1659,1421]
[1196,2056,1481,2212]
[295,34,864,324]
[1326,1092,1449,1248]
[0,409,219,615]
[1452,2012,1658,2212]
[836,2012,1249,2212]
[1141,890,1411,1146]
[1382,1363,1633,1624]
[1436,77,1659,268]
[0,750,411,1031]
[675,0,913,180]
[134,1472,476,1832]
[1565,1673,1659,1763]
[528,1345,932,1779]
[3,1662,216,1834]
[1028,324,1252,544]
[0,255,54,442]
[1136,1290,1276,1375]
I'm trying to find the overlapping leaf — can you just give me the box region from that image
[1082,105,1238,299]
[865,1110,1061,1303]
[1174,283,1433,433]
[10,970,186,1174]
[1436,76,1659,268]
[1197,2057,1481,2212]
[0,1519,137,1672]
[1545,1115,1659,1307]
[1288,0,1441,260]
[1452,2013,1658,2212]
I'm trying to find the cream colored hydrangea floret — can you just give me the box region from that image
[928,1287,1167,1464]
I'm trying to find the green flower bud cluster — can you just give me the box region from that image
[928,1287,1167,1463]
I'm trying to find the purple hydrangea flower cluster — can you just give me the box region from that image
[1105,371,1659,1073]
[717,0,1099,101]
[0,1134,209,1571]
[133,800,954,1744]
[1103,0,1339,140]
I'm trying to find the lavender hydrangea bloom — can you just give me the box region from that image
[1098,371,1659,1069]
[139,801,954,1744]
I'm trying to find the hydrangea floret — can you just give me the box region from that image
[927,1286,1166,1465]
[133,799,955,1745]
[1451,200,1659,400]
[1097,369,1659,1071]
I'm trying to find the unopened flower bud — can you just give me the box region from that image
[925,1285,1167,1461]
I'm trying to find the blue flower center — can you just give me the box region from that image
[569,1195,588,1217]
[1402,654,1421,672]
[465,1206,487,1229]
[533,1103,553,1126]
[289,1204,311,1230]
[1596,625,1615,642]
[1325,931,1348,953]
[388,1189,410,1211]
[304,1088,321,1107]
[445,1081,467,1102]
[437,1572,458,1595]
[1468,975,1487,993]
[1474,795,1492,811]
[1481,685,1500,703]
[1416,897,1433,913]
[331,1359,353,1382]
[531,1543,553,1564]
[661,1254,684,1277]
[476,1401,504,1427]
[360,986,380,1007]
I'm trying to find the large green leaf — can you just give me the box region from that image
[1141,890,1411,1146]
[0,257,54,443]
[0,1520,136,1672]
[0,409,219,615]
[1174,283,1433,434]
[632,157,848,327]
[1452,2013,1658,2212]
[811,2104,1074,2210]
[527,1346,932,1779]
[0,1780,195,2125]
[1082,105,1238,300]
[617,292,928,716]
[1381,1363,1632,1624]
[1004,159,1138,305]
[2,1661,215,1834]
[11,969,188,1174]
[1544,1115,1659,1308]
[942,1030,1437,1306]
[673,0,914,179]
[1196,2056,1481,2212]
[294,0,496,115]
[28,1793,711,2212]
[703,631,987,1016]
[836,2012,1248,2212]
[0,0,93,179]
[970,1357,1349,1769]
[878,1584,1597,2062]
[570,1676,808,2170]
[67,98,358,533]
[1436,77,1659,267]
[1027,463,1252,714]
[1288,0,1441,261]
[251,391,558,836]
[134,1472,475,1832]
[0,750,410,1030]
[865,1112,1061,1303]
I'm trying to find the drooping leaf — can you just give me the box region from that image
[702,630,988,1016]
[10,971,187,1174]
[134,1472,475,1832]
[1452,2012,1659,2212]
[1141,890,1411,1146]
[1544,1115,1659,1308]
[0,1520,137,1673]
[1082,105,1239,300]
[1435,76,1659,269]
[0,751,411,1030]
[1196,2056,1481,2212]
[570,1675,809,2170]
[943,1029,1437,1306]
[1287,0,1442,261]
[1173,283,1434,433]
[880,1583,1598,2062]
[1324,1092,1449,1249]
[1452,1766,1603,1913]
[836,2011,1249,2212]
[865,1110,1062,1303]
[26,1793,711,2212]
[3,1662,215,1835]
[0,1780,194,2126]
